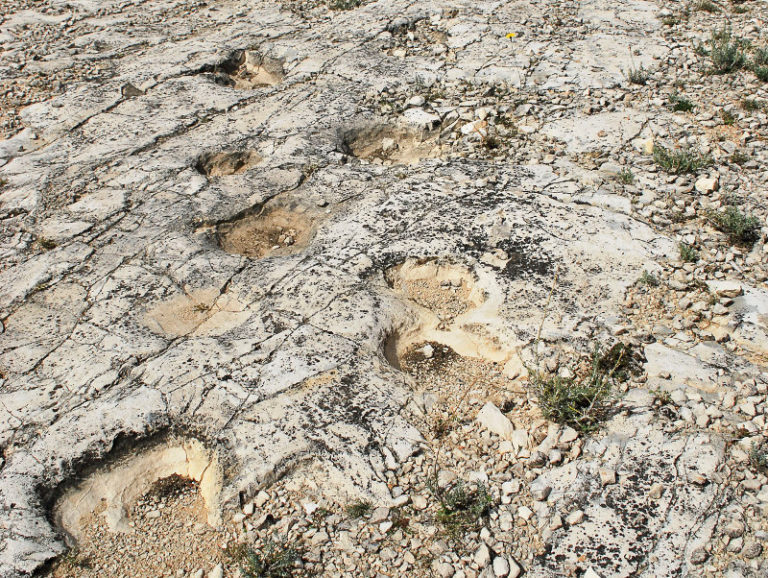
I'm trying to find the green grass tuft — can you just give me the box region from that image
[669,93,695,112]
[638,270,660,287]
[529,344,630,433]
[618,168,635,184]
[328,0,360,9]
[706,27,746,73]
[707,206,762,246]
[238,539,301,578]
[695,0,720,12]
[427,478,492,540]
[679,242,699,263]
[626,65,650,85]
[652,145,713,174]
[345,500,372,518]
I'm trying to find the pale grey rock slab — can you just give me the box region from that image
[644,342,722,393]
[529,412,726,577]
[0,0,691,574]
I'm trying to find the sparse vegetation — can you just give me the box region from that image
[618,167,635,184]
[705,27,746,73]
[428,478,492,540]
[669,93,695,112]
[651,389,673,406]
[679,242,699,263]
[60,547,93,570]
[720,109,736,125]
[626,64,649,85]
[529,344,626,433]
[741,98,766,112]
[749,442,768,472]
[37,237,58,250]
[707,206,762,246]
[752,46,768,67]
[729,150,749,165]
[639,270,660,287]
[328,0,360,9]
[482,134,502,151]
[695,0,720,12]
[345,499,372,518]
[731,1,748,14]
[238,538,301,578]
[652,144,713,174]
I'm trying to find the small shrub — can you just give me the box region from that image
[329,0,360,9]
[749,442,768,472]
[482,135,502,150]
[679,242,699,263]
[653,144,713,174]
[707,206,762,245]
[596,342,641,382]
[754,65,768,82]
[706,27,746,73]
[741,98,766,112]
[651,389,673,406]
[37,237,58,250]
[695,0,720,12]
[529,344,627,433]
[388,506,411,534]
[618,168,635,184]
[626,65,649,85]
[669,93,695,112]
[753,46,768,66]
[60,548,93,570]
[729,150,749,165]
[639,270,659,287]
[345,499,372,518]
[240,539,301,578]
[428,478,492,539]
[720,109,736,125]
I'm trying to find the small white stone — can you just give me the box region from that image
[407,95,426,107]
[255,490,270,508]
[694,176,718,194]
[492,556,510,576]
[474,543,491,567]
[531,485,551,501]
[476,402,515,439]
[208,564,223,578]
[599,468,616,486]
[517,506,534,521]
[566,510,584,525]
[412,494,428,510]
[559,426,579,444]
[501,480,519,497]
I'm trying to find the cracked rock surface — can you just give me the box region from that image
[1,0,768,576]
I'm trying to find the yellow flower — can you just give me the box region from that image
[506,32,517,39]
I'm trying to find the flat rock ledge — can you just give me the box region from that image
[1,0,767,576]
